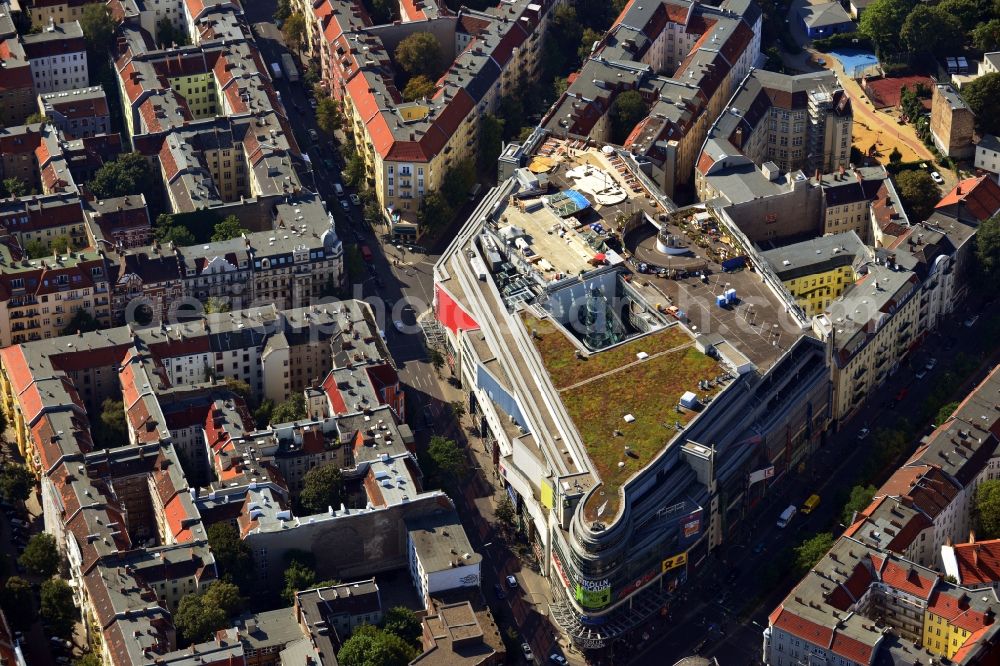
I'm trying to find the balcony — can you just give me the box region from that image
[853,365,867,380]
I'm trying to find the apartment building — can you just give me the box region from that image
[975,134,1000,182]
[765,535,1000,666]
[0,122,78,196]
[84,194,153,249]
[697,69,852,203]
[544,0,762,198]
[27,0,95,27]
[931,83,975,160]
[37,86,110,138]
[22,20,88,94]
[311,0,555,233]
[0,38,36,127]
[761,231,869,317]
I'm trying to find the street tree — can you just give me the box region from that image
[935,401,960,425]
[0,463,34,503]
[19,533,62,577]
[424,436,465,488]
[344,154,367,188]
[894,170,940,222]
[206,523,254,592]
[298,465,345,515]
[841,485,877,525]
[977,213,1000,285]
[316,98,344,136]
[494,495,516,530]
[273,0,292,22]
[0,577,35,630]
[211,215,246,242]
[609,90,648,144]
[382,607,422,647]
[977,479,1000,539]
[403,75,436,102]
[441,159,475,207]
[74,654,103,666]
[578,27,602,62]
[417,192,452,231]
[282,13,307,54]
[40,578,76,638]
[394,32,442,79]
[450,400,466,421]
[794,533,835,574]
[963,74,1000,136]
[338,625,418,666]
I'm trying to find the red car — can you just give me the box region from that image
[895,387,908,402]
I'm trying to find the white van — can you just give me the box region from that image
[776,505,797,528]
[334,183,344,197]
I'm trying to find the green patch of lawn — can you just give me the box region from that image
[521,312,723,521]
[521,314,692,389]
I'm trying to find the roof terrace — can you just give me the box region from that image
[522,313,724,518]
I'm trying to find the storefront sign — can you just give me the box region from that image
[661,552,688,573]
[683,517,700,538]
[574,578,611,609]
[551,551,572,589]
[616,567,659,601]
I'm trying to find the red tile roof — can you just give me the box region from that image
[927,589,994,633]
[952,539,1000,587]
[877,558,936,599]
[830,632,875,664]
[770,607,834,646]
[935,175,1000,222]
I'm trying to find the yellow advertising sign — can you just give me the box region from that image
[540,480,554,509]
[661,552,687,573]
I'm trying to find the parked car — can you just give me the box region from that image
[895,387,909,402]
[965,314,980,328]
[393,320,405,332]
[494,583,506,600]
[857,427,870,441]
[926,357,937,370]
[340,199,350,211]
[753,541,766,554]
[522,643,534,661]
[506,574,518,589]
[931,171,945,185]
[349,193,361,206]
[549,654,567,665]
[308,128,319,142]
[916,369,927,379]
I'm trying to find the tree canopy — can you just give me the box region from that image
[976,479,1000,539]
[441,159,475,208]
[0,577,35,630]
[88,152,157,199]
[282,13,306,54]
[156,17,189,47]
[900,6,962,57]
[174,581,245,644]
[479,115,504,173]
[154,213,196,247]
[403,75,436,102]
[40,578,76,638]
[794,533,835,574]
[841,484,877,525]
[19,533,62,577]
[422,436,465,489]
[207,523,254,592]
[382,607,422,647]
[962,74,1000,137]
[972,18,1000,52]
[858,0,917,58]
[894,170,940,222]
[316,98,344,136]
[95,397,128,449]
[299,464,345,515]
[337,624,418,666]
[0,464,34,504]
[609,90,648,145]
[977,213,1000,286]
[211,215,247,242]
[417,192,452,231]
[61,309,101,336]
[394,32,442,79]
[271,393,307,424]
[1,177,30,199]
[80,4,115,58]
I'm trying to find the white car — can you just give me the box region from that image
[857,427,870,441]
[915,369,927,379]
[506,574,518,589]
[349,193,361,206]
[522,643,534,661]
[965,314,980,328]
[931,171,944,185]
[925,357,937,370]
[393,320,405,332]
[549,655,567,665]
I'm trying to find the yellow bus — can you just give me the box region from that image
[801,494,821,515]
